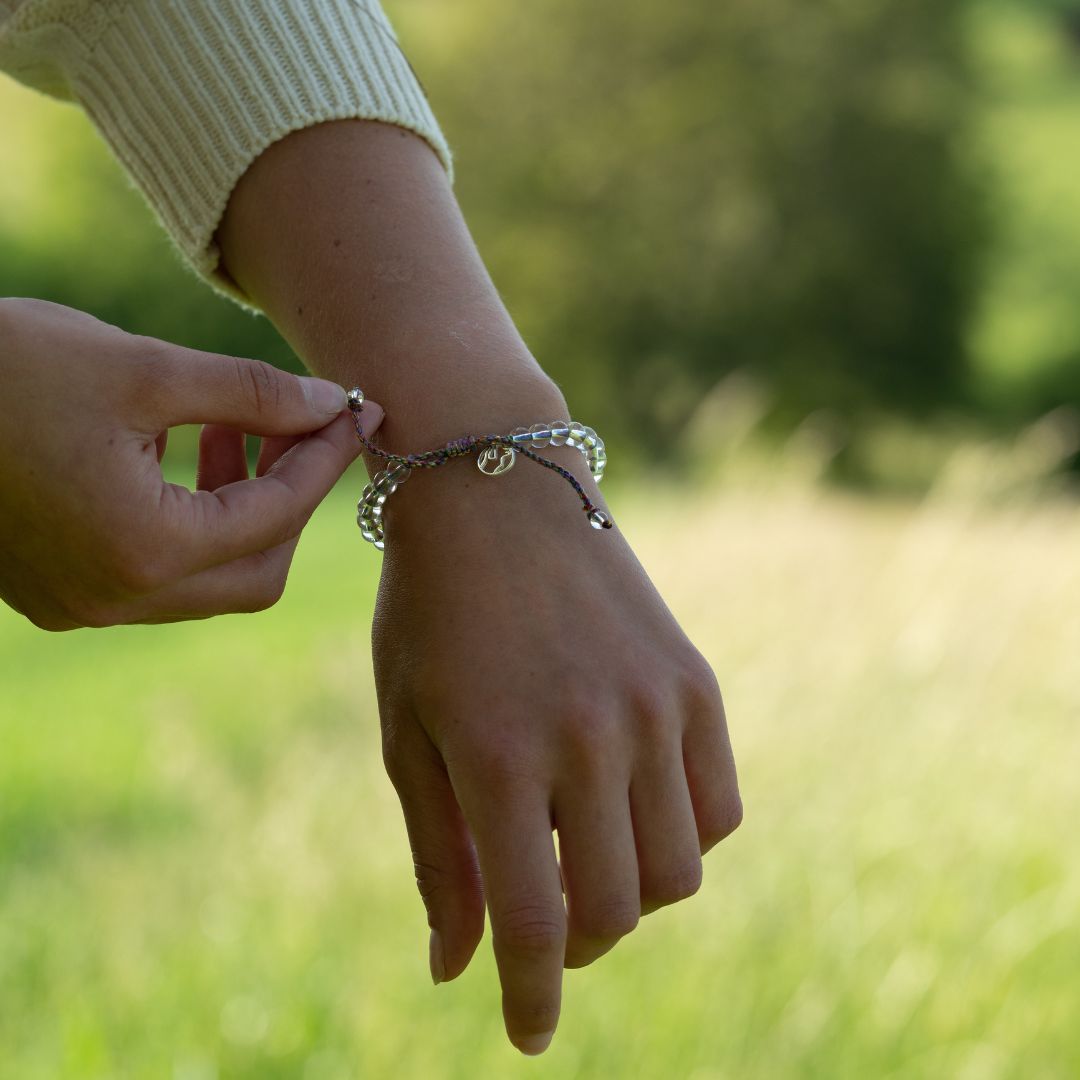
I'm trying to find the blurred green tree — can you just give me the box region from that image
[0,0,989,464]
[406,0,990,453]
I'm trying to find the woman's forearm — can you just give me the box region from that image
[216,119,569,454]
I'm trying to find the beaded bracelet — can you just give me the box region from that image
[345,387,613,550]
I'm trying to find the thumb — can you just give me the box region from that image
[141,340,352,435]
[255,398,385,478]
[383,714,486,985]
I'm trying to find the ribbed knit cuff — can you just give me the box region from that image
[5,0,453,307]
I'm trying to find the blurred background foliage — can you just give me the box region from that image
[4,2,1080,1076]
[2,0,1080,482]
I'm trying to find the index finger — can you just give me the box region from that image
[453,766,566,1055]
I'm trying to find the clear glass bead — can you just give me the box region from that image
[587,509,611,529]
[374,472,397,496]
[361,483,375,502]
[566,421,588,447]
[582,434,598,450]
[374,539,385,551]
[529,423,552,448]
[360,525,379,543]
[387,460,411,483]
[549,421,570,447]
[510,426,531,444]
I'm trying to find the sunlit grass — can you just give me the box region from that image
[2,449,1078,1078]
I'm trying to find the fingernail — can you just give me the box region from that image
[517,1031,554,1056]
[429,928,445,985]
[300,377,347,416]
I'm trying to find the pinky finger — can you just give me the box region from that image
[682,711,743,855]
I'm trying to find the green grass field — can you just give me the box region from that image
[2,454,1078,1079]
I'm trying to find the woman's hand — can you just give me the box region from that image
[0,297,383,629]
[370,422,741,1056]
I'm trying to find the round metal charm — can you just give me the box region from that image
[477,444,516,476]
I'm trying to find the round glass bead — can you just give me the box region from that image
[549,421,570,447]
[361,483,375,502]
[587,509,611,529]
[510,426,531,444]
[373,472,397,496]
[374,539,385,551]
[346,387,365,410]
[566,421,588,448]
[360,525,379,543]
[387,460,411,484]
[529,423,552,448]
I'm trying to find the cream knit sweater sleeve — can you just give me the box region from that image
[0,0,453,305]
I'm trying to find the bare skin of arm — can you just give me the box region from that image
[217,119,741,1057]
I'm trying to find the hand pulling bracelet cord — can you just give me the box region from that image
[345,387,613,550]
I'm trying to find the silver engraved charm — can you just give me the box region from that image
[477,444,516,476]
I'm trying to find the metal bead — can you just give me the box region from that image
[346,387,365,410]
[549,421,571,447]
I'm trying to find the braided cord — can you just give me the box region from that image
[349,408,611,525]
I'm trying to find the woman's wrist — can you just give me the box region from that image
[213,119,606,532]
[216,120,558,448]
